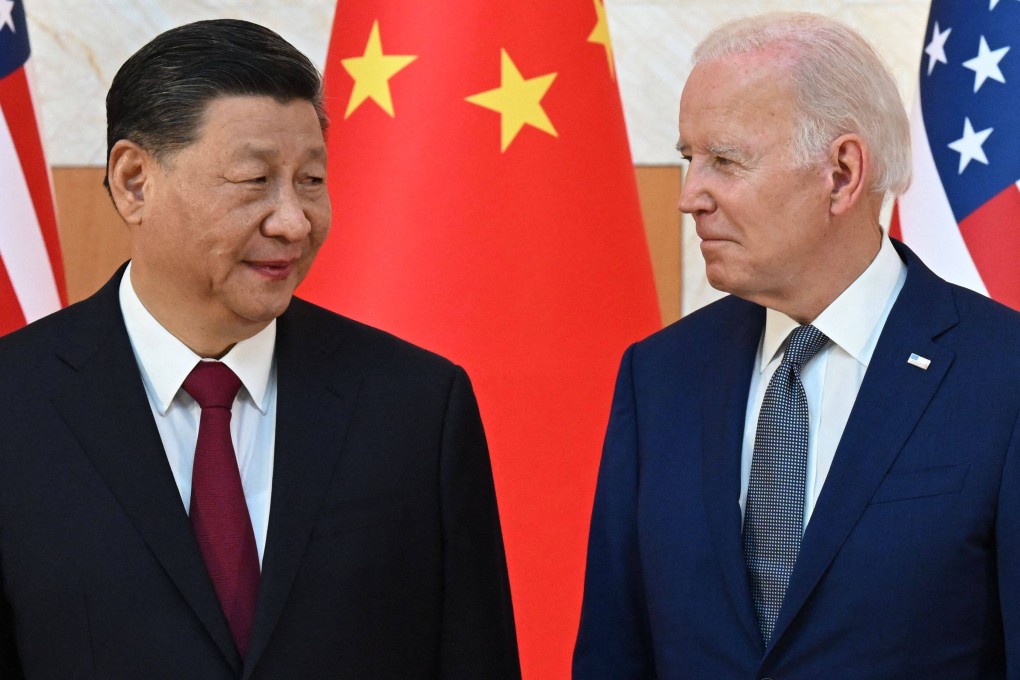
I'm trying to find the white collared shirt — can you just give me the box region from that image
[739,235,907,528]
[119,263,276,563]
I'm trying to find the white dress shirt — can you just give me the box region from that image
[119,263,277,563]
[740,235,907,528]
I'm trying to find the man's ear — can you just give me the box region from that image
[827,134,868,216]
[107,140,152,225]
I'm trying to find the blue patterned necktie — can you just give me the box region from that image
[743,324,829,646]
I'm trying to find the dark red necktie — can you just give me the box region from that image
[183,361,260,658]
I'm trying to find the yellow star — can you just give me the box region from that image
[588,0,615,80]
[465,49,558,152]
[341,21,417,118]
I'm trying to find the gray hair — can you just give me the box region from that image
[693,12,911,196]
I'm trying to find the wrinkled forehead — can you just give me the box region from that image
[677,53,798,147]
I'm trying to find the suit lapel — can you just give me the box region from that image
[243,300,363,677]
[767,243,959,652]
[699,299,766,650]
[51,270,243,673]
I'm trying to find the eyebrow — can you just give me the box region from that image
[708,144,746,160]
[674,141,750,163]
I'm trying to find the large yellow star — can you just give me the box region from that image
[465,50,558,152]
[588,0,615,80]
[341,21,417,118]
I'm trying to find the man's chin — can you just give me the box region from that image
[704,266,737,296]
[233,295,295,327]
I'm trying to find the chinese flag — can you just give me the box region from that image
[300,1,661,676]
[0,0,65,335]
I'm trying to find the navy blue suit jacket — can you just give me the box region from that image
[0,267,520,679]
[574,241,1020,678]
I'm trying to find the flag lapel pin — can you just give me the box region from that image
[907,353,931,370]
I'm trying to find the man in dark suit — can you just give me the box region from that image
[0,19,519,678]
[574,12,1020,679]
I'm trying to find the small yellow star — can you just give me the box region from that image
[341,20,417,118]
[588,0,615,80]
[465,50,558,152]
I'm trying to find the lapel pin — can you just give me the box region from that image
[907,353,931,370]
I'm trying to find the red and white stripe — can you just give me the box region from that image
[0,57,64,334]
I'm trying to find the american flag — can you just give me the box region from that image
[0,0,64,335]
[893,0,1020,311]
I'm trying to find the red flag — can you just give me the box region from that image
[892,0,1020,310]
[300,1,661,676]
[0,0,66,335]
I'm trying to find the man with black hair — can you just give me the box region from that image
[0,19,519,678]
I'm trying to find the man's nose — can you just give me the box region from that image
[263,186,312,241]
[677,164,712,215]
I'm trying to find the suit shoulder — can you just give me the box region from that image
[949,282,1020,327]
[897,240,1020,364]
[284,298,461,377]
[0,297,98,367]
[946,283,1020,364]
[630,294,760,359]
[0,266,123,372]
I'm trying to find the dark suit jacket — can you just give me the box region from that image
[574,241,1020,679]
[0,267,520,679]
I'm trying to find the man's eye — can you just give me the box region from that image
[302,176,324,186]
[230,176,267,186]
[715,156,733,166]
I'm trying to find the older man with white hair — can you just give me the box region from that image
[574,12,1020,679]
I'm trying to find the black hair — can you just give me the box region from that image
[104,18,327,190]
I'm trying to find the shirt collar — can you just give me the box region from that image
[760,235,906,371]
[119,262,277,415]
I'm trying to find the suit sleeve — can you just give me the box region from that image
[437,366,521,679]
[573,346,656,678]
[998,407,1020,680]
[0,563,25,678]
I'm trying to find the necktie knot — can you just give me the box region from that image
[183,362,241,410]
[781,324,829,369]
